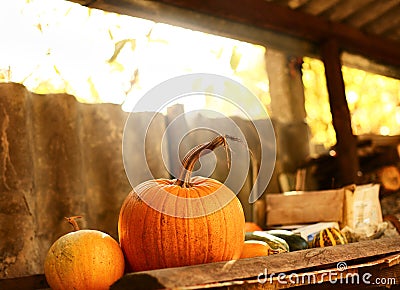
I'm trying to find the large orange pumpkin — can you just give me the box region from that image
[118,135,245,271]
[44,216,125,290]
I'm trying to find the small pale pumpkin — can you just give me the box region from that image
[118,135,245,272]
[312,227,348,248]
[44,216,125,290]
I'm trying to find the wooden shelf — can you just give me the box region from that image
[1,238,398,289]
[111,238,400,289]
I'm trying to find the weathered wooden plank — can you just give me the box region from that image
[341,52,400,81]
[182,254,400,289]
[0,241,398,289]
[268,0,310,10]
[287,0,310,10]
[111,238,400,290]
[345,0,399,28]
[298,0,340,15]
[322,0,375,22]
[204,255,400,289]
[3,253,398,290]
[384,24,400,42]
[363,6,400,35]
[0,274,49,290]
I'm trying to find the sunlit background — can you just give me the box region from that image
[302,58,400,147]
[1,0,400,149]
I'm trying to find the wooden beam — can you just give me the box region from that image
[69,0,317,57]
[322,0,375,22]
[341,52,400,81]
[110,238,400,289]
[363,6,400,35]
[321,39,359,187]
[298,0,341,15]
[346,0,399,29]
[73,0,400,68]
[153,0,400,66]
[0,274,49,290]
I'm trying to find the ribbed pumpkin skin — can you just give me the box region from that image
[312,227,348,248]
[118,176,245,272]
[44,230,125,290]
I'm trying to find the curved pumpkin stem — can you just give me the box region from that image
[175,135,239,187]
[64,216,83,231]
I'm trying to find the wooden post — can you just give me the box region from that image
[321,39,359,187]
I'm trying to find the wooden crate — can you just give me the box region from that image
[264,184,382,229]
[265,189,345,226]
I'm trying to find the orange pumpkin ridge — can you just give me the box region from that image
[118,135,245,272]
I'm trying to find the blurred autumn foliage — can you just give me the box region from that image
[0,0,270,117]
[302,57,400,149]
[1,0,399,150]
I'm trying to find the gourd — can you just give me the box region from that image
[245,222,263,232]
[118,135,245,272]
[44,216,125,290]
[312,227,348,248]
[245,231,289,253]
[267,230,308,251]
[240,240,272,259]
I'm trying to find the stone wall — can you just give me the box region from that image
[0,83,137,278]
[0,83,278,278]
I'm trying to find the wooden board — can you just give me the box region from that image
[1,238,399,289]
[265,189,344,226]
[0,274,49,290]
[110,238,400,289]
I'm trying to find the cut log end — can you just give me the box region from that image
[379,166,400,192]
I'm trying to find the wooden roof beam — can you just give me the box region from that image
[71,0,400,67]
[148,0,400,67]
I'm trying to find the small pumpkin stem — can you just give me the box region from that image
[64,216,83,231]
[175,135,240,187]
